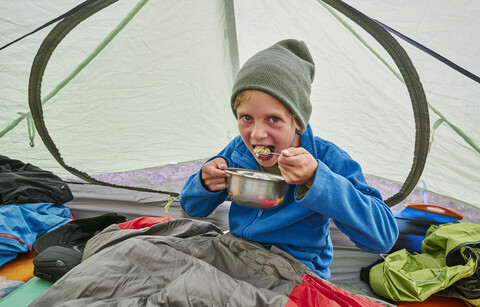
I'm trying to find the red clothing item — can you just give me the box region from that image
[117,216,175,230]
[288,273,384,307]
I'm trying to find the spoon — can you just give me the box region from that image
[257,152,281,157]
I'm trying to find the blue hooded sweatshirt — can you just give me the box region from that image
[180,124,398,280]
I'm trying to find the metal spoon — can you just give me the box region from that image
[257,152,281,156]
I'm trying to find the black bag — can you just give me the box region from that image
[34,213,127,254]
[0,155,73,205]
[33,213,127,282]
[33,246,83,282]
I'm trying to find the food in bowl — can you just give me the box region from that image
[225,168,288,209]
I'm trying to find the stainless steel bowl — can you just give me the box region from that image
[225,168,288,209]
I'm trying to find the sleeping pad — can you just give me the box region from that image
[29,218,393,306]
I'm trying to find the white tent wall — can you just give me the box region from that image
[1,2,78,172]
[1,1,479,212]
[1,0,238,174]
[338,0,480,210]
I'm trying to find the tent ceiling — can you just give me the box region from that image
[1,0,478,210]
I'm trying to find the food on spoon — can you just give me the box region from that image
[253,146,271,157]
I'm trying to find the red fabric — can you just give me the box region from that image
[285,299,300,307]
[288,273,384,307]
[117,216,175,229]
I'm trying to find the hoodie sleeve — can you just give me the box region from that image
[298,144,399,254]
[179,137,243,218]
[179,164,229,218]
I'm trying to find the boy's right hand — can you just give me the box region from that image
[201,158,229,192]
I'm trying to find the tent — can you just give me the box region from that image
[0,0,479,305]
[1,0,479,214]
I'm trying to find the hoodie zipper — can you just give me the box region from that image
[242,209,264,238]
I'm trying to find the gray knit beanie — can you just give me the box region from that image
[231,39,315,131]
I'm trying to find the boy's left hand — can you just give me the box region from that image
[278,148,318,187]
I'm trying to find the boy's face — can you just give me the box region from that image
[236,90,300,167]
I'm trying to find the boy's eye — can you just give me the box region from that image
[241,115,251,121]
[270,116,279,123]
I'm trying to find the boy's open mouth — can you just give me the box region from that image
[253,145,275,157]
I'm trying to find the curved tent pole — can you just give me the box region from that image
[28,0,178,197]
[322,0,430,206]
[29,0,429,205]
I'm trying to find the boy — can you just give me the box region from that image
[180,39,398,280]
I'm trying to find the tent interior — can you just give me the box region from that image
[1,0,479,306]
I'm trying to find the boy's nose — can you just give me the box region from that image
[251,123,268,139]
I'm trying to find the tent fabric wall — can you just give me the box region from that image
[339,0,480,210]
[1,0,238,175]
[0,1,479,210]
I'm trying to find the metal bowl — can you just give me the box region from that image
[225,168,288,209]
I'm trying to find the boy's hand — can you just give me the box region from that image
[201,158,229,192]
[278,148,317,187]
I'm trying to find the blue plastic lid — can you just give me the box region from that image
[395,207,459,224]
